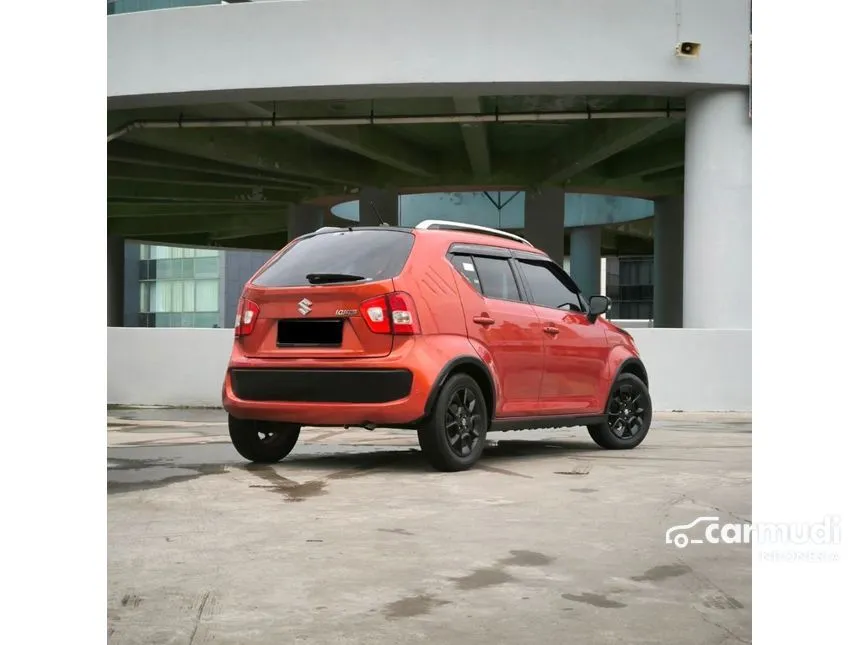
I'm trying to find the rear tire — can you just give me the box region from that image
[418,373,488,472]
[587,373,652,450]
[228,415,301,463]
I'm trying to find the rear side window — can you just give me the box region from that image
[472,256,521,301]
[253,229,415,287]
[450,254,482,291]
[450,253,522,302]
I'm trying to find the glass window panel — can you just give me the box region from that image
[183,280,195,311]
[195,280,219,312]
[517,260,585,312]
[195,247,219,258]
[139,283,150,313]
[152,282,171,313]
[171,281,184,312]
[152,246,170,260]
[179,313,195,328]
[139,245,149,261]
[194,313,220,328]
[193,256,219,279]
[181,258,195,279]
[471,256,521,302]
[182,246,196,258]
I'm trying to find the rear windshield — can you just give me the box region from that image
[253,229,415,287]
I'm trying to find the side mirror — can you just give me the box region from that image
[587,295,611,323]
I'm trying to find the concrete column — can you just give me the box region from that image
[287,203,326,241]
[569,226,602,300]
[683,89,752,329]
[524,188,565,265]
[107,235,125,327]
[653,196,684,328]
[359,187,398,226]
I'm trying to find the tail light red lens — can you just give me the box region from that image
[234,298,260,338]
[359,292,421,335]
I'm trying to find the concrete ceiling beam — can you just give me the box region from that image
[227,102,438,177]
[123,126,410,187]
[108,203,287,219]
[602,138,685,179]
[109,212,286,237]
[108,179,298,204]
[108,141,320,188]
[542,118,681,184]
[453,97,492,179]
[108,161,305,191]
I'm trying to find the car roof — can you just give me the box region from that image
[411,226,543,255]
[309,225,544,256]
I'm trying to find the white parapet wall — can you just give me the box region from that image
[107,327,751,412]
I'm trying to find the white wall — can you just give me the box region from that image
[629,328,751,412]
[108,327,751,412]
[108,328,233,408]
[108,0,751,108]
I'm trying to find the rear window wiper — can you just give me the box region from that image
[305,272,367,284]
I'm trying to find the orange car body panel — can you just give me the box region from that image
[222,227,644,427]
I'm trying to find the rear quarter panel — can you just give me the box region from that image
[393,235,467,338]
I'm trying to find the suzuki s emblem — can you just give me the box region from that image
[297,298,313,316]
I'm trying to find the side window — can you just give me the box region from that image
[472,256,521,302]
[450,254,482,291]
[517,260,585,311]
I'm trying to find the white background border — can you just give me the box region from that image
[2,1,858,642]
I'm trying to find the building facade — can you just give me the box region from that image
[122,241,273,329]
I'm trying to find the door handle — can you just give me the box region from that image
[472,315,496,326]
[543,325,560,336]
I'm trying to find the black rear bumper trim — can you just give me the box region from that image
[230,368,413,404]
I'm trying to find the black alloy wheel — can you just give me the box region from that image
[587,373,652,450]
[418,373,488,471]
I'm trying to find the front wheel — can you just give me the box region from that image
[228,415,301,463]
[587,373,652,450]
[418,373,488,472]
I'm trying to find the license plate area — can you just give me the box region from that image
[277,318,344,347]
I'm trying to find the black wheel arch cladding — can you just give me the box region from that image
[424,356,495,419]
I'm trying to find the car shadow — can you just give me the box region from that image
[274,438,602,476]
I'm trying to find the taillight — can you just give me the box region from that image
[234,298,260,338]
[359,292,421,335]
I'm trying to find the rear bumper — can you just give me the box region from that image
[222,337,456,426]
[230,368,413,404]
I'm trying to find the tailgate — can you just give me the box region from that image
[239,280,396,359]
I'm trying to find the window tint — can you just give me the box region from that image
[472,256,521,301]
[450,254,482,291]
[253,229,415,287]
[517,260,585,311]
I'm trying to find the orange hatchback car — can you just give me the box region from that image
[223,220,651,471]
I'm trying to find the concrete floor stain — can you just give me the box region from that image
[383,594,451,619]
[631,563,692,582]
[246,466,328,502]
[378,528,415,536]
[562,592,627,609]
[453,567,515,590]
[501,550,555,567]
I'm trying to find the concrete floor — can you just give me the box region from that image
[108,411,752,645]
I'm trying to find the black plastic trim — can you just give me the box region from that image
[490,414,607,432]
[615,357,649,388]
[231,368,413,404]
[600,357,650,414]
[447,243,513,259]
[422,356,496,419]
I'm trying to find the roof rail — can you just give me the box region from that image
[414,220,533,246]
